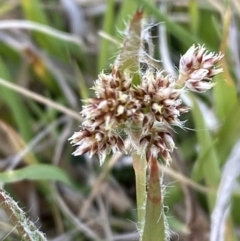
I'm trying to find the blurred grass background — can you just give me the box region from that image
[0,0,240,240]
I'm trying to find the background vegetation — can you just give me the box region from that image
[0,0,239,240]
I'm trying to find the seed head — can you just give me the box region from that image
[178,44,223,92]
[133,70,189,127]
[69,127,126,165]
[140,127,175,163]
[69,43,223,165]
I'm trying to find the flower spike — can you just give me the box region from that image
[69,25,223,165]
[178,44,223,92]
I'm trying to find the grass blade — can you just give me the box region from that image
[0,164,72,186]
[0,58,32,141]
[191,96,220,210]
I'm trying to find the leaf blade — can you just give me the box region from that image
[0,165,72,186]
[142,158,166,241]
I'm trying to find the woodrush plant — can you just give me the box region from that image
[69,10,223,241]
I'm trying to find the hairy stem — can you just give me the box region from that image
[132,152,147,230]
[0,188,47,241]
[142,157,167,241]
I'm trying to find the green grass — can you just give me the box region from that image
[0,1,239,240]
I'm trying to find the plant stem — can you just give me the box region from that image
[142,157,166,241]
[132,152,147,229]
[0,188,47,241]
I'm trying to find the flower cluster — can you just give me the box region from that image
[178,44,223,92]
[69,45,223,165]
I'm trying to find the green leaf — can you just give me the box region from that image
[232,193,240,224]
[0,58,32,141]
[20,0,48,25]
[0,165,72,186]
[197,10,219,48]
[215,101,240,165]
[192,138,218,182]
[168,214,189,234]
[213,6,237,120]
[189,0,199,35]
[213,74,237,122]
[115,10,143,73]
[190,96,220,210]
[98,0,115,71]
[75,63,90,100]
[20,0,67,59]
[165,183,183,207]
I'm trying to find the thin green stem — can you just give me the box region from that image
[132,152,147,229]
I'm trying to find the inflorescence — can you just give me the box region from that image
[69,44,223,165]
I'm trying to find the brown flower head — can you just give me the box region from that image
[178,44,223,92]
[69,44,223,165]
[69,68,137,164]
[139,126,175,163]
[133,70,189,128]
[82,68,136,130]
[69,128,125,166]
